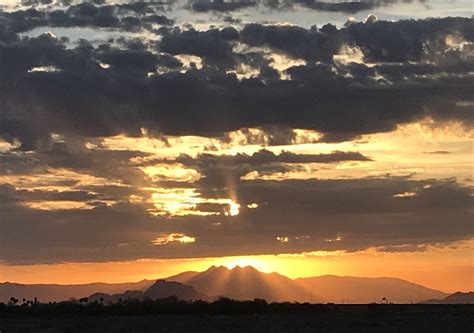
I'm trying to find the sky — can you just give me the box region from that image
[0,0,472,293]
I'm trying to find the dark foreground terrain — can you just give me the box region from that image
[0,300,472,332]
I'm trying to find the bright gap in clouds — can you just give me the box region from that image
[225,202,240,216]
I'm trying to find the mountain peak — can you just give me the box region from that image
[231,265,259,271]
[170,264,308,302]
[144,279,207,301]
[205,265,229,273]
[205,264,262,273]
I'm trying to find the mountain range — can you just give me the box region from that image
[87,280,208,303]
[0,279,153,303]
[423,292,474,304]
[1,265,463,304]
[167,265,309,302]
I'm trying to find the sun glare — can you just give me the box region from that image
[225,202,240,216]
[221,257,270,272]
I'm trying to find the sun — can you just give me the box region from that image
[220,257,271,272]
[224,201,240,216]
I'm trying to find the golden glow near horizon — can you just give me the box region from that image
[1,240,472,293]
[221,257,273,272]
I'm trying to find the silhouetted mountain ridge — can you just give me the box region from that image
[166,265,310,302]
[144,280,208,301]
[423,291,474,304]
[86,279,208,303]
[1,266,457,304]
[88,290,145,303]
[0,280,154,303]
[295,274,447,303]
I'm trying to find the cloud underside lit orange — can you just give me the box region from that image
[2,119,472,217]
[0,121,472,282]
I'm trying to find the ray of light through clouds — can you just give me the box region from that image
[0,0,472,293]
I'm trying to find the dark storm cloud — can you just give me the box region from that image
[189,0,256,12]
[174,150,370,182]
[296,0,374,12]
[159,27,239,67]
[242,17,474,62]
[135,149,371,187]
[0,1,470,267]
[0,3,174,35]
[17,0,426,14]
[0,183,108,207]
[0,19,473,149]
[0,142,154,186]
[185,0,424,14]
[0,3,474,150]
[424,151,451,155]
[15,188,103,202]
[97,47,174,74]
[0,0,470,268]
[0,177,471,264]
[177,149,371,166]
[1,15,473,149]
[288,0,424,13]
[196,177,473,256]
[241,24,339,62]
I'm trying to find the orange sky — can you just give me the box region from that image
[1,240,472,293]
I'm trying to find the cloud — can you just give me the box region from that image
[0,177,471,264]
[132,149,370,188]
[17,0,428,14]
[241,24,340,62]
[0,12,472,150]
[0,3,173,34]
[159,27,239,67]
[0,3,472,265]
[424,151,451,155]
[189,0,256,12]
[174,149,370,181]
[295,0,379,13]
[175,149,370,166]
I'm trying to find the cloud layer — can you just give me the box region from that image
[0,7,472,149]
[0,1,472,264]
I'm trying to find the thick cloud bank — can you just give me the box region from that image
[0,2,472,264]
[0,5,472,149]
